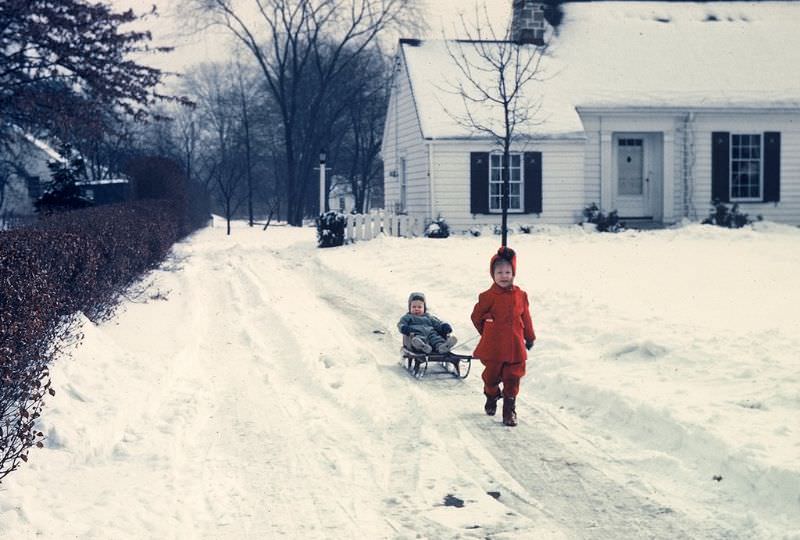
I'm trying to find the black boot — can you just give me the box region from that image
[502,396,517,427]
[484,392,501,416]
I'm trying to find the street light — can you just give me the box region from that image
[319,149,327,214]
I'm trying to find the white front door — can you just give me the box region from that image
[615,136,651,218]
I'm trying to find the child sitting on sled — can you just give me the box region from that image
[397,292,458,354]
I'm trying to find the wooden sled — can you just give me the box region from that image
[401,335,471,379]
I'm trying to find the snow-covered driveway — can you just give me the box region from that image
[1,221,798,539]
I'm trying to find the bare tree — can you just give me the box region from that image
[336,47,389,213]
[232,55,260,227]
[185,62,248,235]
[189,0,417,225]
[444,8,547,246]
[173,105,201,186]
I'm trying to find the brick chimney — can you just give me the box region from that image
[511,0,546,45]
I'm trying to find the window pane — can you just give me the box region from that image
[489,152,524,212]
[730,133,761,199]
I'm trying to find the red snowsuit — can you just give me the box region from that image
[471,282,536,398]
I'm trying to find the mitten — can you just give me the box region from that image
[400,325,411,335]
[525,339,534,350]
[439,323,453,336]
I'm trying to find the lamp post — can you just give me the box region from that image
[319,149,327,214]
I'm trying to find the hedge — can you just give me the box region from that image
[0,200,196,481]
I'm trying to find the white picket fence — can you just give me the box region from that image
[344,210,425,242]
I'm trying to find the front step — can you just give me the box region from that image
[622,219,665,230]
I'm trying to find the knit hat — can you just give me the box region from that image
[489,246,517,276]
[408,291,426,312]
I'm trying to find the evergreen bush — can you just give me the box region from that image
[581,203,626,233]
[34,143,93,214]
[424,216,450,239]
[316,211,346,247]
[702,199,758,229]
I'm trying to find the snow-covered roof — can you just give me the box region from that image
[402,39,585,139]
[401,1,800,139]
[75,178,129,186]
[18,130,63,162]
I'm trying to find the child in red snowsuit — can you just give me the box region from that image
[471,247,536,426]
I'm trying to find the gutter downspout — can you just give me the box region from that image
[683,112,696,220]
[428,141,436,223]
[598,116,603,210]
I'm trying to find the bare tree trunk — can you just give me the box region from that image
[241,88,254,227]
[443,10,547,246]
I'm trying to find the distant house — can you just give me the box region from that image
[75,178,131,206]
[328,176,357,213]
[0,131,60,220]
[382,1,800,230]
[0,130,130,224]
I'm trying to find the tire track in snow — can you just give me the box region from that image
[292,244,745,539]
[196,242,405,538]
[283,248,561,537]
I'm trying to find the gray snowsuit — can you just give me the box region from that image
[397,313,448,350]
[398,291,451,351]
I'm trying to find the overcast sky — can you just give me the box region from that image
[110,0,511,77]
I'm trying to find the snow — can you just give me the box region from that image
[1,220,799,538]
[402,39,585,138]
[402,2,800,139]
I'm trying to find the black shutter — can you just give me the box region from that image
[711,132,730,203]
[470,152,489,214]
[763,132,780,202]
[523,151,542,214]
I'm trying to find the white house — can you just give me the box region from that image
[0,130,61,221]
[382,1,800,230]
[1,130,131,227]
[328,175,357,213]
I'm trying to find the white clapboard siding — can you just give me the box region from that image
[579,112,683,222]
[580,110,800,225]
[430,139,587,229]
[690,112,800,225]
[382,50,429,220]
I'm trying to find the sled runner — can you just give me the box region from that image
[401,336,471,379]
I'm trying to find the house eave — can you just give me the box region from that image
[577,104,800,115]
[423,132,587,142]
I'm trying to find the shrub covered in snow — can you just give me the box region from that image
[316,211,346,247]
[0,200,196,481]
[702,199,759,229]
[424,217,450,239]
[581,203,625,233]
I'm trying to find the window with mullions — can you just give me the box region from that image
[489,153,523,212]
[731,134,762,200]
